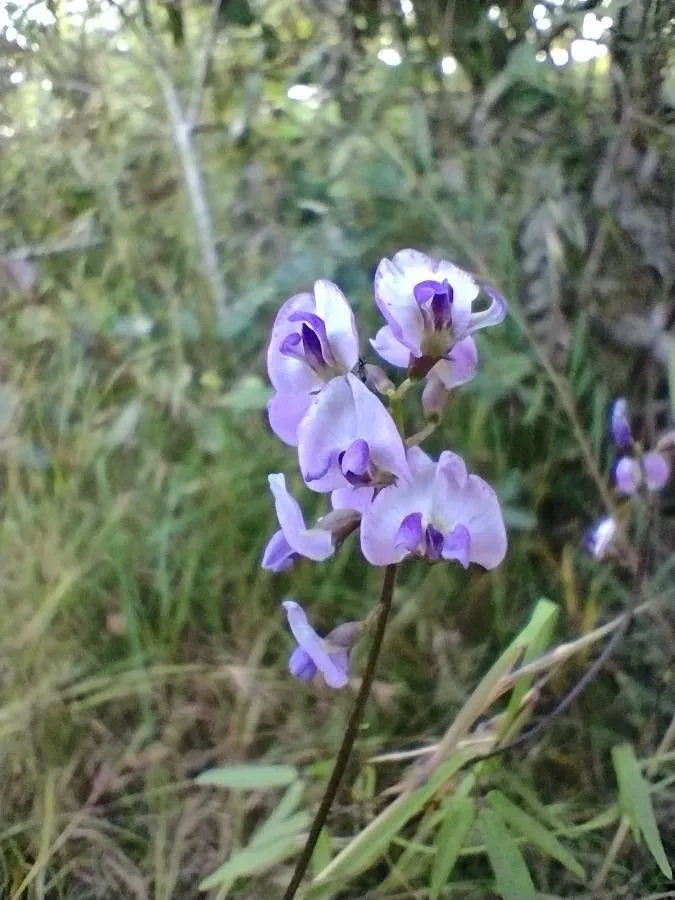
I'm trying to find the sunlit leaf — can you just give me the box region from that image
[195,764,298,790]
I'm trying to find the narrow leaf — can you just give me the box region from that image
[199,833,300,890]
[478,808,536,900]
[487,791,584,879]
[430,797,475,899]
[195,764,297,790]
[612,744,672,878]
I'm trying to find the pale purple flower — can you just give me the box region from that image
[421,338,479,417]
[610,397,632,449]
[261,473,359,572]
[282,599,361,688]
[585,516,617,560]
[360,450,507,568]
[266,280,359,446]
[297,373,410,493]
[615,452,671,495]
[372,249,507,366]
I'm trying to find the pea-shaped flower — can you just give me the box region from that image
[282,600,362,689]
[371,249,506,372]
[360,449,507,568]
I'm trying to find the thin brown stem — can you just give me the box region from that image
[281,564,399,900]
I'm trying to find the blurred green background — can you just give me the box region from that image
[1,0,674,897]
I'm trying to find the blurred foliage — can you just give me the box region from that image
[0,0,674,897]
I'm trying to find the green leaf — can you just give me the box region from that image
[195,764,298,790]
[504,597,558,729]
[429,797,475,899]
[478,808,536,900]
[219,374,272,411]
[199,832,300,890]
[612,744,672,878]
[487,791,584,879]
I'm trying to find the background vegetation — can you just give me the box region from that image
[1,0,674,896]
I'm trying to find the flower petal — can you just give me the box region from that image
[442,523,471,568]
[331,485,375,514]
[360,464,436,565]
[643,451,670,491]
[267,391,313,447]
[298,374,410,492]
[267,292,324,394]
[615,457,640,495]
[610,397,632,449]
[268,474,334,560]
[463,284,508,337]
[370,325,412,368]
[289,646,317,681]
[313,280,359,371]
[261,529,296,572]
[282,600,349,688]
[432,337,478,389]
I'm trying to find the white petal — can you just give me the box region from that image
[313,280,359,371]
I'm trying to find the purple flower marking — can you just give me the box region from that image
[282,600,361,689]
[360,449,507,568]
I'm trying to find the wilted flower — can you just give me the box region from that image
[261,474,360,572]
[266,280,359,445]
[282,599,362,688]
[585,516,617,560]
[298,373,410,492]
[610,397,633,450]
[371,249,506,370]
[615,452,670,496]
[360,448,507,568]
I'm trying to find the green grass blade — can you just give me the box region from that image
[429,797,475,899]
[612,744,672,878]
[477,808,536,900]
[487,790,585,879]
[198,833,301,891]
[195,764,298,790]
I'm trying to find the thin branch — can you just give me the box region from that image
[281,564,399,900]
[187,0,222,128]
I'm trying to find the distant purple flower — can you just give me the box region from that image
[360,449,507,568]
[261,474,359,572]
[282,599,361,688]
[615,452,671,496]
[297,373,410,493]
[585,516,617,560]
[610,398,632,450]
[371,250,506,367]
[266,280,359,445]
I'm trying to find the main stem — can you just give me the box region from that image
[281,564,399,900]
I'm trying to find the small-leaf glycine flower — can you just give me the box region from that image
[262,249,510,688]
[608,397,671,497]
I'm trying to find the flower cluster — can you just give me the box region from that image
[262,249,509,687]
[586,396,672,560]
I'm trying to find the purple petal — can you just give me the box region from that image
[267,392,313,447]
[370,325,411,368]
[434,337,479,389]
[261,530,297,572]
[331,485,375,514]
[289,646,318,681]
[313,280,359,372]
[610,398,632,449]
[267,292,324,394]
[395,512,424,552]
[462,285,508,338]
[425,524,444,559]
[643,451,670,491]
[373,252,428,356]
[282,600,349,689]
[421,372,450,418]
[268,474,334,561]
[442,524,471,568]
[297,374,410,493]
[340,438,371,478]
[615,457,640,495]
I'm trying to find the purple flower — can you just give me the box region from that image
[360,449,507,568]
[371,249,507,366]
[282,599,362,688]
[585,516,617,560]
[266,281,359,446]
[297,373,410,493]
[261,474,360,572]
[610,397,632,449]
[615,452,671,496]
